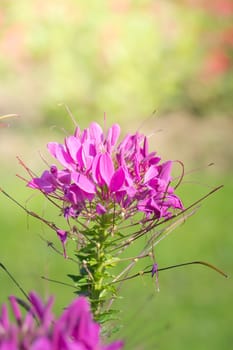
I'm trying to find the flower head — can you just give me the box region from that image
[0,292,124,350]
[28,122,183,223]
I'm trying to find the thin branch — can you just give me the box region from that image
[41,276,77,289]
[111,260,228,285]
[39,235,78,264]
[0,262,29,301]
[111,185,223,253]
[0,188,60,233]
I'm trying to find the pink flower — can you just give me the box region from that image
[0,292,124,350]
[27,122,183,222]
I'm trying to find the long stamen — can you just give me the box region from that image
[111,260,228,284]
[157,260,228,278]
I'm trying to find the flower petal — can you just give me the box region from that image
[65,136,81,162]
[109,167,125,193]
[99,153,114,186]
[89,122,103,146]
[144,165,159,183]
[47,142,74,170]
[72,173,96,194]
[106,124,120,151]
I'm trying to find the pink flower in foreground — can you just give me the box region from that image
[28,122,183,223]
[0,292,124,350]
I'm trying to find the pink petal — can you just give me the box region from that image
[99,153,114,186]
[56,145,74,170]
[109,167,125,192]
[106,124,120,151]
[89,122,103,146]
[74,126,81,138]
[29,292,46,320]
[96,203,107,214]
[72,173,96,194]
[47,143,74,170]
[31,337,51,350]
[144,165,159,183]
[47,142,59,158]
[9,296,22,322]
[159,161,172,183]
[65,136,81,162]
[104,341,124,350]
[28,171,56,193]
[0,304,9,328]
[91,154,101,184]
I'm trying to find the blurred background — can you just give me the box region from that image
[0,1,232,349]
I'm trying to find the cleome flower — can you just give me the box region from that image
[24,122,185,315]
[28,122,183,223]
[0,292,124,350]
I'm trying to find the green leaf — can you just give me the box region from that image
[95,309,120,324]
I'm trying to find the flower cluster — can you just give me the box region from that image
[0,292,123,350]
[28,122,183,222]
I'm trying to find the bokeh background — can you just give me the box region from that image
[0,1,232,349]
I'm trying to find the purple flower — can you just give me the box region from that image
[56,229,68,258]
[0,292,124,350]
[151,263,160,291]
[151,263,158,279]
[27,122,184,227]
